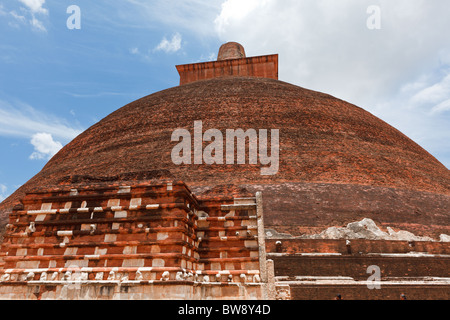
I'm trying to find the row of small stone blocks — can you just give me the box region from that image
[18,183,192,212]
[0,267,262,284]
[3,237,259,261]
[3,193,260,276]
[4,215,257,246]
[5,208,257,245]
[2,227,259,261]
[2,253,260,272]
[8,204,195,233]
[2,222,259,271]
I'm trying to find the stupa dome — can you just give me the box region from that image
[0,44,449,239]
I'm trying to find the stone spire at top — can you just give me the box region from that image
[217,42,246,61]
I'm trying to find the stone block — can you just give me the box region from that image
[107,199,120,207]
[152,259,165,267]
[122,259,145,268]
[157,232,169,241]
[114,211,127,219]
[104,234,117,243]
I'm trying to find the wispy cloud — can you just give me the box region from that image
[9,10,26,23]
[124,0,222,35]
[0,99,83,141]
[63,91,128,98]
[4,0,49,32]
[129,47,140,55]
[408,73,450,114]
[30,15,46,32]
[155,33,183,53]
[432,99,450,114]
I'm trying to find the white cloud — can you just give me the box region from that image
[29,132,63,160]
[155,33,183,53]
[215,0,267,34]
[213,0,450,103]
[369,69,450,168]
[13,0,48,32]
[212,0,450,168]
[18,0,48,15]
[0,99,83,141]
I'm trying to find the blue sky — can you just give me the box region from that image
[0,0,449,201]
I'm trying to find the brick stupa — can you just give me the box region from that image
[0,42,448,300]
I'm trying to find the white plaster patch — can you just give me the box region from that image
[244,240,258,248]
[152,259,165,267]
[157,232,169,241]
[57,231,73,237]
[105,234,117,243]
[81,224,91,231]
[41,203,52,211]
[210,262,221,271]
[118,186,131,194]
[130,198,142,207]
[94,247,108,255]
[112,223,121,230]
[114,211,127,218]
[64,247,78,256]
[16,248,27,256]
[123,246,137,254]
[65,260,89,268]
[35,214,46,222]
[122,259,145,268]
[224,221,234,227]
[107,199,120,207]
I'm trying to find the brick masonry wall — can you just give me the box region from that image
[290,284,450,300]
[176,54,278,85]
[271,255,450,280]
[0,181,266,300]
[266,239,450,255]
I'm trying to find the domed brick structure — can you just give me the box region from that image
[0,42,449,300]
[0,43,449,239]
